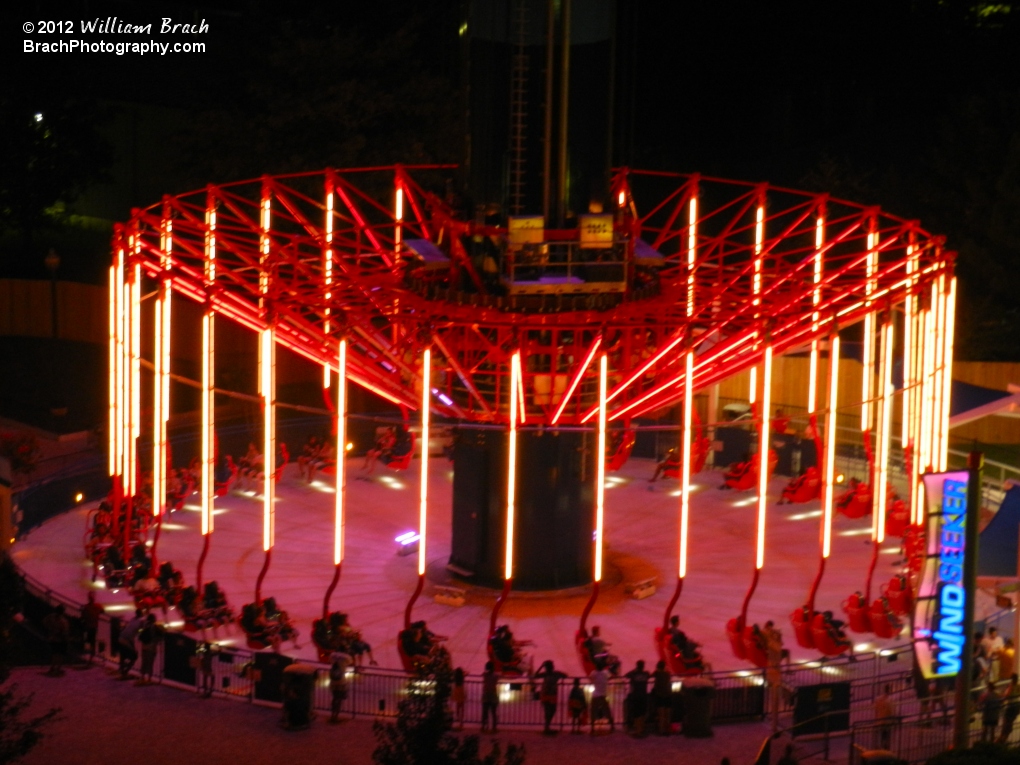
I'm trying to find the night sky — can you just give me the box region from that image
[2,0,1019,357]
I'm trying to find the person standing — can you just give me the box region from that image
[1001,638,1017,681]
[481,661,499,733]
[329,652,351,723]
[42,604,70,676]
[999,674,1020,744]
[874,684,897,750]
[651,659,673,736]
[535,660,568,735]
[624,660,650,737]
[118,608,145,679]
[567,678,587,734]
[589,661,615,734]
[982,683,1004,742]
[451,667,466,729]
[81,592,105,666]
[136,613,162,685]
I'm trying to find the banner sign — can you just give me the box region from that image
[914,470,971,679]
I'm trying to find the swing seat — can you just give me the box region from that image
[741,626,769,668]
[386,433,416,472]
[486,638,526,676]
[780,468,821,504]
[655,627,706,675]
[606,431,636,472]
[810,613,852,657]
[790,606,816,649]
[214,460,239,498]
[575,630,597,675]
[885,499,909,539]
[843,592,872,633]
[836,483,872,518]
[726,618,747,660]
[882,575,912,615]
[724,463,757,491]
[869,598,903,639]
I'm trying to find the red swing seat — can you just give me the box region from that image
[655,627,707,676]
[790,606,816,649]
[726,617,748,660]
[835,481,872,519]
[575,630,597,675]
[810,612,852,657]
[843,592,872,633]
[386,433,416,471]
[869,597,903,639]
[606,431,636,472]
[882,575,913,615]
[780,467,821,504]
[662,437,711,479]
[396,631,417,673]
[885,498,910,539]
[486,637,526,676]
[214,457,239,498]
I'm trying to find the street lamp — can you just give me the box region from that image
[44,248,59,338]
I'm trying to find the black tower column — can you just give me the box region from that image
[450,429,595,590]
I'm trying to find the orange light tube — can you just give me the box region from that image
[108,265,117,477]
[822,334,840,558]
[335,339,348,565]
[939,277,956,471]
[505,351,521,581]
[686,196,697,318]
[594,353,608,582]
[875,321,894,544]
[261,327,276,552]
[755,344,773,570]
[418,347,431,576]
[679,349,694,578]
[323,188,334,388]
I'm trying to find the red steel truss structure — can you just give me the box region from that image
[108,166,956,575]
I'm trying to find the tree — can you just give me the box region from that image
[0,555,60,764]
[373,667,525,765]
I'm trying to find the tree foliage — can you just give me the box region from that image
[373,667,525,765]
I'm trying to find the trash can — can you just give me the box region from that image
[681,677,715,737]
[281,662,317,729]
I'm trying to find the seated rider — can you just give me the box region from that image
[821,610,854,655]
[390,426,413,461]
[586,625,622,675]
[362,427,396,476]
[298,436,322,481]
[649,448,682,483]
[721,453,753,490]
[667,615,701,661]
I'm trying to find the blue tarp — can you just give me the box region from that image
[978,485,1020,578]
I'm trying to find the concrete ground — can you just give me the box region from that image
[11,456,919,674]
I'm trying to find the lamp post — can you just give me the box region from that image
[44,248,59,338]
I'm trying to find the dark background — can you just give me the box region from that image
[2,0,1019,359]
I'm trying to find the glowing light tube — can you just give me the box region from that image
[822,335,840,558]
[756,344,773,570]
[875,321,894,544]
[594,354,608,582]
[202,204,216,537]
[919,307,934,473]
[108,265,117,476]
[902,243,915,446]
[552,335,602,425]
[323,185,334,388]
[260,327,276,552]
[861,229,877,432]
[808,341,818,415]
[686,196,697,318]
[505,352,521,581]
[679,350,694,578]
[418,347,431,576]
[931,280,944,473]
[335,339,347,565]
[939,277,956,471]
[114,253,124,481]
[129,262,141,495]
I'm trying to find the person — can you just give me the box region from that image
[361,427,396,476]
[329,652,352,723]
[624,660,650,736]
[136,613,161,685]
[982,682,1003,742]
[535,660,568,734]
[720,455,753,490]
[587,625,621,675]
[649,447,681,483]
[197,641,216,698]
[567,677,587,734]
[1001,638,1017,681]
[42,604,70,676]
[874,684,897,749]
[336,613,377,666]
[762,620,791,671]
[481,661,499,733]
[984,627,1006,681]
[651,659,673,736]
[975,632,991,684]
[776,743,799,765]
[771,408,791,434]
[820,610,855,659]
[999,673,1020,743]
[118,608,145,679]
[589,661,615,734]
[306,441,335,484]
[451,667,466,729]
[81,592,105,666]
[297,436,322,481]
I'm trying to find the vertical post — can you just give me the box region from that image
[594,353,608,582]
[875,320,894,545]
[679,349,693,579]
[953,451,982,749]
[939,277,956,472]
[418,346,431,577]
[756,344,773,571]
[505,351,521,582]
[323,174,334,388]
[201,198,216,539]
